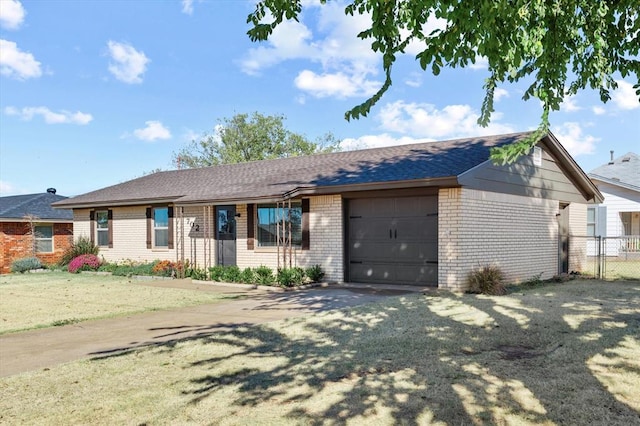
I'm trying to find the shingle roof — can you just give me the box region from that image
[588,152,640,192]
[0,193,73,221]
[53,132,534,208]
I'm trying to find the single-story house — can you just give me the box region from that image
[587,152,640,256]
[53,132,602,290]
[0,189,74,273]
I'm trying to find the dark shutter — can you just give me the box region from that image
[107,209,113,248]
[301,198,310,250]
[168,206,174,249]
[247,204,255,250]
[146,208,152,249]
[89,210,95,245]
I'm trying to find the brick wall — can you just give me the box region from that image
[438,188,560,290]
[0,221,73,273]
[236,195,344,283]
[72,197,345,283]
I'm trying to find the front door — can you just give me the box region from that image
[217,205,236,266]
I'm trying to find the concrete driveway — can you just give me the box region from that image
[0,282,418,377]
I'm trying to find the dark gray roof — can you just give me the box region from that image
[588,152,640,192]
[53,132,535,208]
[0,193,73,221]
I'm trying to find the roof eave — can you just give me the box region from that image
[588,174,640,193]
[52,196,182,210]
[283,177,460,199]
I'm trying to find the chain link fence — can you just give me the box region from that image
[575,235,640,280]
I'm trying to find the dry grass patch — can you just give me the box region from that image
[1,280,639,425]
[0,272,239,334]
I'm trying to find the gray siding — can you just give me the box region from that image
[458,142,590,203]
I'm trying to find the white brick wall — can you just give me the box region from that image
[438,188,560,290]
[236,195,344,282]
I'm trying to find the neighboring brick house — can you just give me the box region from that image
[0,190,73,273]
[53,132,602,290]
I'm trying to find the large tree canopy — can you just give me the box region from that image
[173,112,341,168]
[247,0,639,163]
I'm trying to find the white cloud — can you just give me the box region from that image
[107,41,149,84]
[239,2,380,99]
[0,0,25,30]
[181,0,193,15]
[552,122,599,157]
[404,72,422,88]
[340,133,433,151]
[377,101,514,139]
[0,39,42,79]
[294,69,380,98]
[494,88,509,102]
[592,106,606,115]
[133,121,171,141]
[468,55,489,70]
[4,106,93,124]
[612,79,639,110]
[563,94,581,112]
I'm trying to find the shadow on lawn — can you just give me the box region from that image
[100,282,640,424]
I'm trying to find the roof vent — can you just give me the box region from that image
[46,188,56,194]
[611,177,620,181]
[622,157,630,162]
[608,150,614,165]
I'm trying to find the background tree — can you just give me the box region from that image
[173,112,341,168]
[247,0,639,163]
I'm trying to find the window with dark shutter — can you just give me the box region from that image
[247,204,255,250]
[301,198,310,250]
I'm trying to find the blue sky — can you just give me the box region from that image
[1,0,638,197]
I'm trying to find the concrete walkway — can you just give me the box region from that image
[0,282,417,377]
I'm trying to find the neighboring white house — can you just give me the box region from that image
[588,152,640,257]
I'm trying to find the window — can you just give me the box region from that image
[587,206,607,237]
[257,202,302,247]
[34,225,53,253]
[154,207,169,248]
[532,146,542,166]
[96,210,109,246]
[587,207,596,237]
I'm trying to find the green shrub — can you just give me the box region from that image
[254,265,275,285]
[11,257,43,273]
[208,265,225,281]
[222,265,241,282]
[59,236,99,266]
[277,267,305,287]
[466,265,506,295]
[305,264,325,282]
[186,267,207,281]
[239,267,256,284]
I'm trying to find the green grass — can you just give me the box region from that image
[582,259,640,280]
[1,279,638,425]
[0,272,240,334]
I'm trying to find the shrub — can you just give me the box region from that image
[277,267,305,287]
[151,260,180,277]
[68,254,101,274]
[60,236,99,266]
[254,265,275,285]
[186,267,207,281]
[222,265,241,282]
[208,265,225,281]
[11,257,43,273]
[239,267,256,284]
[305,265,325,283]
[466,265,506,295]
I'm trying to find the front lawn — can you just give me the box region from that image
[1,279,638,424]
[0,272,240,334]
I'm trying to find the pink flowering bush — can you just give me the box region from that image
[68,254,101,274]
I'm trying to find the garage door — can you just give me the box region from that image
[348,196,438,286]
